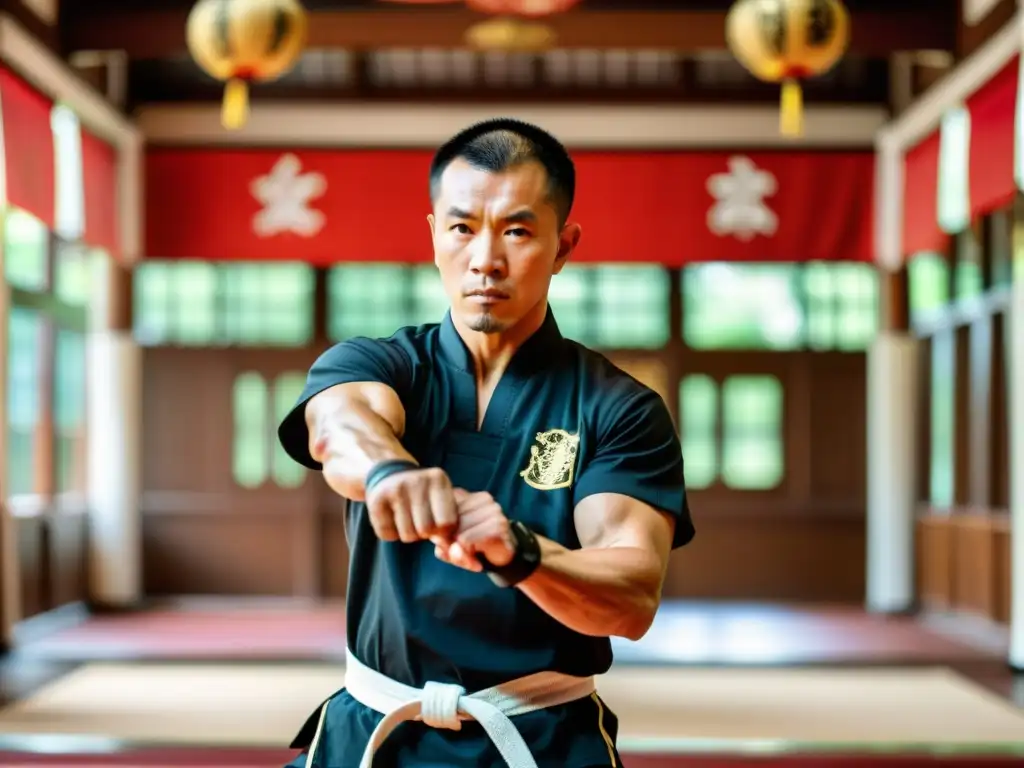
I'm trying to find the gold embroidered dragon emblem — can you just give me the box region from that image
[520,428,580,491]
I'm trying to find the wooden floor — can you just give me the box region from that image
[2,599,1019,704]
[0,600,1021,766]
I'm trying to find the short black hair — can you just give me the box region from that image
[429,118,576,225]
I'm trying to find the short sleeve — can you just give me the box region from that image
[573,390,694,549]
[277,337,413,471]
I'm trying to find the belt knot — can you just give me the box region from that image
[420,681,465,730]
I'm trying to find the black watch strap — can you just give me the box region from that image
[365,459,419,494]
[479,520,541,588]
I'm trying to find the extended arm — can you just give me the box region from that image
[518,494,675,641]
[305,381,414,501]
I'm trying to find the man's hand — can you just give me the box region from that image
[364,467,459,544]
[434,490,516,571]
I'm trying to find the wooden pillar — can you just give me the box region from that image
[866,263,920,613]
[86,255,142,608]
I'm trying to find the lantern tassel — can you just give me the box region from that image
[780,78,803,138]
[221,78,250,130]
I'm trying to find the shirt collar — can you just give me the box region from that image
[438,307,563,374]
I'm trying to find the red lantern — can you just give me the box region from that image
[466,0,581,16]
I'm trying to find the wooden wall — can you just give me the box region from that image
[13,500,89,622]
[139,344,866,603]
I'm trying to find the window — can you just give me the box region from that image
[55,242,93,307]
[721,375,784,490]
[804,262,878,351]
[328,264,448,341]
[549,265,669,349]
[7,308,43,496]
[908,252,950,319]
[954,229,984,302]
[135,261,315,346]
[679,375,717,489]
[677,373,784,491]
[54,329,87,493]
[929,333,955,509]
[272,373,308,488]
[990,210,1012,289]
[328,263,670,350]
[5,209,49,292]
[682,262,877,351]
[232,371,309,489]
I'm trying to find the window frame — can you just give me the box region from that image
[5,215,90,517]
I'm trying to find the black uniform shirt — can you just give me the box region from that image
[278,309,694,765]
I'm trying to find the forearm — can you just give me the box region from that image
[308,397,414,500]
[517,536,663,641]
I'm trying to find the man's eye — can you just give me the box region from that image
[450,224,472,234]
[507,228,530,237]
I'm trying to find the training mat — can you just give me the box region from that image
[0,663,1022,749]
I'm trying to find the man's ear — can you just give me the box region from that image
[553,222,582,274]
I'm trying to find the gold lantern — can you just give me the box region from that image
[464,0,580,51]
[186,0,308,130]
[726,0,850,137]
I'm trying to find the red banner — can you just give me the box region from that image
[0,68,55,228]
[82,130,120,256]
[967,55,1018,219]
[145,148,874,265]
[902,132,946,256]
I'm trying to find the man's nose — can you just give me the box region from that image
[467,230,506,276]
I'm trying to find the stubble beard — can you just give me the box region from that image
[466,310,507,334]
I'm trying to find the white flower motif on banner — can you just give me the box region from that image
[251,153,327,237]
[706,155,778,241]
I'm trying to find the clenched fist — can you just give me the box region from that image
[434,490,516,571]
[364,467,459,544]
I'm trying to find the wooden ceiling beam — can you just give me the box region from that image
[63,8,954,59]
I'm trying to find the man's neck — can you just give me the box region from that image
[454,303,548,382]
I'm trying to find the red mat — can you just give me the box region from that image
[20,609,347,660]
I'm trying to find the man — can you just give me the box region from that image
[277,118,695,768]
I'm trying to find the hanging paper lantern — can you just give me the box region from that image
[726,0,849,137]
[466,0,581,17]
[186,0,308,130]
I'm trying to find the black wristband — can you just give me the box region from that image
[365,459,419,494]
[480,520,541,588]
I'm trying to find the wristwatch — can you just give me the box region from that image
[479,520,542,588]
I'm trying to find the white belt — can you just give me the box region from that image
[307,649,597,768]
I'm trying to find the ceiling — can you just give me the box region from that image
[56,0,959,108]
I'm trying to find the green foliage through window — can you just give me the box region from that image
[54,329,87,492]
[232,371,309,490]
[678,373,784,491]
[232,372,269,489]
[929,333,955,509]
[683,262,877,351]
[328,264,448,341]
[550,265,670,349]
[327,263,670,349]
[5,209,49,292]
[7,308,42,496]
[679,375,717,490]
[135,261,315,346]
[908,252,949,318]
[721,375,784,490]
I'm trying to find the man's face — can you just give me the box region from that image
[428,158,581,334]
